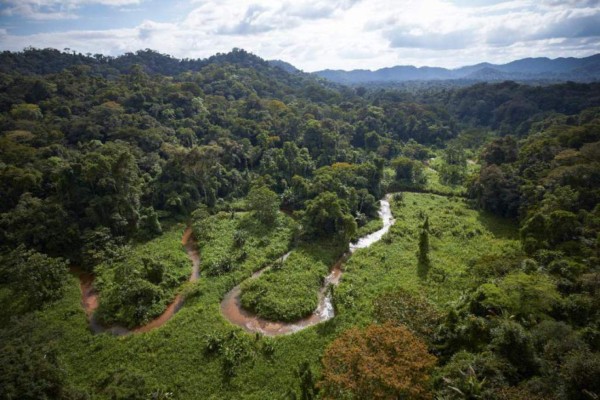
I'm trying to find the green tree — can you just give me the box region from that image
[417,216,431,279]
[302,192,356,241]
[481,136,518,165]
[439,144,467,186]
[373,288,442,340]
[0,317,78,400]
[547,210,580,245]
[490,319,538,378]
[79,141,143,235]
[183,145,224,207]
[10,103,43,120]
[478,272,560,320]
[433,351,510,400]
[559,351,600,400]
[0,245,69,311]
[392,156,426,187]
[247,184,280,226]
[138,206,162,239]
[297,361,317,400]
[471,164,520,218]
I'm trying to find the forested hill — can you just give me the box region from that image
[1,48,600,263]
[1,47,600,399]
[1,47,286,77]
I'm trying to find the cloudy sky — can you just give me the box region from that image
[1,0,599,71]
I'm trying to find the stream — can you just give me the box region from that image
[219,195,395,336]
[74,227,200,335]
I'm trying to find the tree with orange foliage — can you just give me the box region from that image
[319,323,437,400]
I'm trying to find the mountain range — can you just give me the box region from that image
[309,54,600,84]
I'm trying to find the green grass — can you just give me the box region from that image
[354,215,384,239]
[334,192,519,324]
[1,193,520,399]
[195,211,297,278]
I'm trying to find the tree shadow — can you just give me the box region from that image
[477,211,519,240]
[237,212,277,237]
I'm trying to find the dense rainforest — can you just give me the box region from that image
[0,48,599,400]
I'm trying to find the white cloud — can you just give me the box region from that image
[1,0,143,20]
[0,0,598,71]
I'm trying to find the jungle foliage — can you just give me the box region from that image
[0,48,599,399]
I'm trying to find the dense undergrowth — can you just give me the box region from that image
[93,225,190,328]
[240,240,345,321]
[193,211,297,279]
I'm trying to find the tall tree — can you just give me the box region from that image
[302,192,356,242]
[417,216,431,279]
[247,184,280,226]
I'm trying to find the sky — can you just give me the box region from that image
[0,0,599,72]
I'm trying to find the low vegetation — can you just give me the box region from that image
[93,225,190,328]
[240,240,344,321]
[193,210,297,278]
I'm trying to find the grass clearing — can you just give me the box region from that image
[334,192,519,324]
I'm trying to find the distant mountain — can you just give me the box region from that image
[314,54,600,84]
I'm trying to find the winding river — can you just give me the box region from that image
[219,196,395,336]
[75,227,200,335]
[77,197,394,336]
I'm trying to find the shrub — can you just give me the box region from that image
[433,351,512,399]
[373,289,442,341]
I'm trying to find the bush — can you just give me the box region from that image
[532,320,588,377]
[204,254,236,276]
[490,320,538,379]
[559,351,600,400]
[373,288,442,341]
[433,351,512,399]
